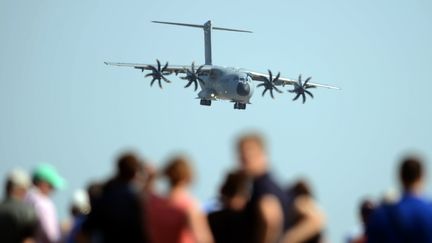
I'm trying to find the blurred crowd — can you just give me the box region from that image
[0,133,431,243]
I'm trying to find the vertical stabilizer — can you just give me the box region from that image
[152,20,252,65]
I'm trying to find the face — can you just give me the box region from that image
[37,181,54,196]
[238,140,268,176]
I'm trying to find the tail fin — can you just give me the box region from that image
[152,20,252,65]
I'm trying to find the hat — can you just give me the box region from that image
[7,169,31,188]
[33,164,66,190]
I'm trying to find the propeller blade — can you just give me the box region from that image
[145,73,153,78]
[304,90,314,98]
[150,78,157,87]
[270,89,275,99]
[161,76,171,83]
[273,85,283,93]
[301,93,306,103]
[162,62,169,72]
[185,81,193,88]
[262,88,268,97]
[156,59,161,71]
[304,77,312,86]
[293,93,301,101]
[158,79,163,89]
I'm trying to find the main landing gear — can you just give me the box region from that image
[200,99,211,106]
[234,102,246,110]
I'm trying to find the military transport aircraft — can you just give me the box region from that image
[105,20,339,110]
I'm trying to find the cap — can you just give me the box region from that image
[7,169,31,189]
[33,164,66,190]
[71,189,90,214]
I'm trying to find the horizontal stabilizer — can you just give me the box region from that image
[152,20,252,33]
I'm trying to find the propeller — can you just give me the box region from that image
[289,74,315,103]
[181,62,205,91]
[256,70,283,99]
[144,59,171,89]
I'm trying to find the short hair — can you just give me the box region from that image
[237,133,266,152]
[399,156,424,188]
[116,152,143,181]
[163,156,193,187]
[220,170,251,199]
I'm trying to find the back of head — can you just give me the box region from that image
[116,152,143,181]
[220,170,251,200]
[5,169,31,199]
[163,156,193,187]
[399,156,424,190]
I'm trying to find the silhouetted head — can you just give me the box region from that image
[290,179,313,198]
[220,170,251,210]
[116,152,143,182]
[399,156,425,192]
[163,156,193,188]
[237,133,268,177]
[359,199,375,225]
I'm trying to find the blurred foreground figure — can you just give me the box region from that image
[346,199,375,243]
[0,169,38,243]
[366,156,432,243]
[26,164,65,243]
[237,134,290,243]
[283,180,325,243]
[208,170,251,243]
[63,189,90,243]
[81,152,148,243]
[147,156,214,243]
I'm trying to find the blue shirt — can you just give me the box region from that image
[366,193,432,243]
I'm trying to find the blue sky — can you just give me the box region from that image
[1,0,431,241]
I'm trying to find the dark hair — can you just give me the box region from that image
[237,133,266,151]
[116,152,143,181]
[220,170,251,200]
[163,156,193,187]
[399,156,424,188]
[290,179,313,198]
[359,199,375,224]
[5,180,13,197]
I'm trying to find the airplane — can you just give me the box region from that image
[105,20,339,110]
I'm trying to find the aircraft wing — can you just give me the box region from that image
[246,70,340,90]
[104,62,211,75]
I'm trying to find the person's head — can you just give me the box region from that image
[399,156,425,192]
[163,156,193,188]
[290,179,313,198]
[70,189,90,217]
[220,170,251,211]
[359,199,375,225]
[32,164,65,196]
[4,169,31,200]
[116,152,144,182]
[237,133,268,177]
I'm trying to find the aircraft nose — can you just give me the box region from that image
[236,82,250,96]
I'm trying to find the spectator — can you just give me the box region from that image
[81,152,149,243]
[366,156,432,243]
[347,199,375,243]
[208,170,252,243]
[63,189,90,243]
[147,155,213,243]
[282,180,325,243]
[0,169,38,243]
[26,164,65,243]
[237,133,290,243]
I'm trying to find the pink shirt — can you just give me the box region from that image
[147,191,199,243]
[26,189,60,243]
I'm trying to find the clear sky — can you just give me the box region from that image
[1,0,431,241]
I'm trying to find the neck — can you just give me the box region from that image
[404,182,423,196]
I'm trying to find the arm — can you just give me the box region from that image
[257,195,284,243]
[282,196,325,243]
[188,205,214,243]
